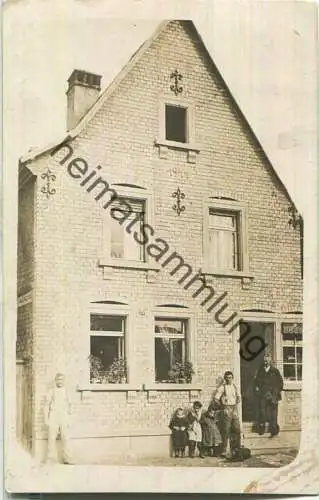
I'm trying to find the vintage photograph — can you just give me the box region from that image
[4,0,318,494]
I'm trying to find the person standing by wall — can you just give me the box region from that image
[44,373,73,464]
[255,353,284,437]
[214,371,241,457]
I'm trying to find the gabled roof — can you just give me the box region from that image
[19,19,298,211]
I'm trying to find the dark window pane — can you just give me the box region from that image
[282,334,291,342]
[296,347,302,362]
[283,364,296,380]
[171,338,183,366]
[90,314,124,332]
[155,338,185,382]
[165,105,187,143]
[283,346,296,363]
[155,337,171,382]
[297,364,302,380]
[90,336,119,379]
[283,333,302,342]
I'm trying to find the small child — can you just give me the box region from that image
[186,401,203,458]
[200,404,222,457]
[169,407,188,457]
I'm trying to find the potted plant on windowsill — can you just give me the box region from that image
[168,361,195,384]
[104,357,127,384]
[89,354,104,384]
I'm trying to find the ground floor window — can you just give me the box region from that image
[154,317,190,383]
[89,314,127,384]
[282,322,303,381]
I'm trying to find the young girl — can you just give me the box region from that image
[200,404,222,457]
[169,407,188,457]
[186,401,203,458]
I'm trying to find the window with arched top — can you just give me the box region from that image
[100,186,155,269]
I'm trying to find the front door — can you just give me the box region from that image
[239,322,275,422]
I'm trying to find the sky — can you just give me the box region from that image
[3,0,318,213]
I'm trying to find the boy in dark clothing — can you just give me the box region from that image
[200,404,223,457]
[169,408,188,457]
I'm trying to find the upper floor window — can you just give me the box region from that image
[203,199,249,275]
[89,314,127,384]
[208,210,239,271]
[165,104,187,143]
[109,198,145,262]
[155,99,198,163]
[282,322,302,381]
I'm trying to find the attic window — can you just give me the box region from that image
[155,101,199,163]
[165,105,187,143]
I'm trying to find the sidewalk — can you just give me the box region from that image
[93,449,298,468]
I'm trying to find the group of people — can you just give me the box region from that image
[169,355,284,460]
[169,370,240,459]
[44,354,283,464]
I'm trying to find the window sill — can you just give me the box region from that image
[283,381,302,391]
[98,260,161,272]
[77,384,141,392]
[143,383,202,391]
[203,270,254,289]
[154,139,200,163]
[203,270,254,279]
[155,139,200,152]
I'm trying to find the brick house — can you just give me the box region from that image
[17,20,303,463]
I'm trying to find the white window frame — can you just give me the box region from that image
[281,321,303,384]
[145,308,197,390]
[100,186,157,270]
[90,314,126,383]
[157,98,198,150]
[154,317,188,383]
[203,198,250,277]
[85,303,136,390]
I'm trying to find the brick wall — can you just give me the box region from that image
[17,178,35,296]
[17,303,33,360]
[22,21,302,457]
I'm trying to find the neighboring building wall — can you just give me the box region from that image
[17,303,33,361]
[17,178,35,296]
[27,21,302,460]
[17,177,36,449]
[16,303,33,449]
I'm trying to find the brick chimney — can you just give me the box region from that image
[66,69,102,130]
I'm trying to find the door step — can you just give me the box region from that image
[242,428,300,453]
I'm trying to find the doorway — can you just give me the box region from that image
[239,321,275,422]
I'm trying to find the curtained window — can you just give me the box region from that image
[207,210,240,271]
[154,318,188,383]
[109,198,145,261]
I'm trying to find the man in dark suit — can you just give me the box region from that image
[255,353,284,437]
